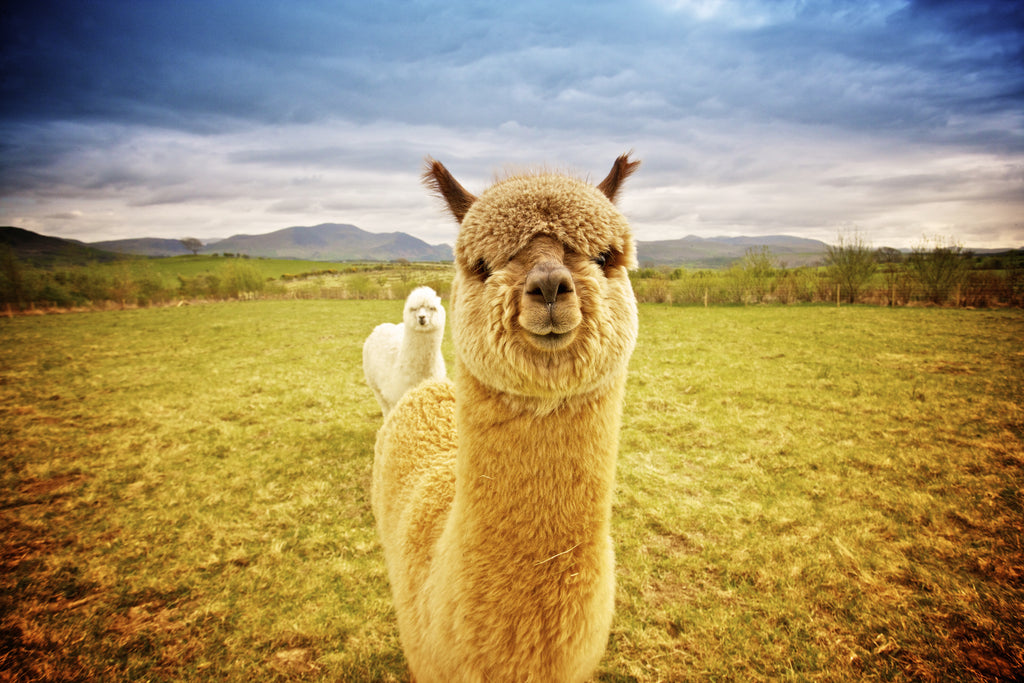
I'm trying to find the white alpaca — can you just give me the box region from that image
[363,286,446,416]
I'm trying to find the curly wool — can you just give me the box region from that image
[455,173,638,277]
[373,155,639,683]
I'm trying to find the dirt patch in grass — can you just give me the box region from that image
[0,512,98,681]
[16,472,87,499]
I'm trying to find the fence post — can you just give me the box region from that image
[836,284,841,308]
[704,288,708,308]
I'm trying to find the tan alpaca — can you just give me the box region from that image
[372,154,640,682]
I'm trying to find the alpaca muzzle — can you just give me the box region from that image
[519,261,583,347]
[526,261,574,307]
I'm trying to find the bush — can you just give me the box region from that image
[737,247,778,304]
[631,277,672,304]
[666,270,713,305]
[960,270,1015,307]
[775,268,819,304]
[346,275,380,300]
[632,267,663,280]
[423,277,451,299]
[389,281,417,302]
[218,261,266,299]
[57,267,112,303]
[178,273,221,299]
[136,271,172,306]
[0,247,28,306]
[36,281,78,308]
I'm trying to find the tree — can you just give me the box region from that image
[907,235,970,305]
[825,230,877,304]
[738,246,777,303]
[180,237,203,255]
[875,247,905,306]
[0,245,26,308]
[875,247,902,265]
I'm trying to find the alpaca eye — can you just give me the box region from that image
[471,259,492,282]
[594,251,617,270]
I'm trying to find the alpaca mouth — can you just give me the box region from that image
[527,330,575,351]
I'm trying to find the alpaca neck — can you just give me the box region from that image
[430,363,625,678]
[398,329,441,372]
[449,363,624,574]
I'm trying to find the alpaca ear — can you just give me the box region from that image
[596,153,641,204]
[423,157,477,224]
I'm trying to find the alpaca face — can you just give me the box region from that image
[452,228,637,399]
[403,287,445,333]
[426,157,641,399]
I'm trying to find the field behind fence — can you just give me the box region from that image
[2,302,1022,681]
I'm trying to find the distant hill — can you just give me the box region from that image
[91,237,193,257]
[0,226,123,266]
[0,225,838,269]
[636,235,830,268]
[88,228,830,266]
[14,224,1012,271]
[200,223,454,262]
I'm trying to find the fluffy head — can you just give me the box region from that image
[403,286,445,334]
[424,154,640,401]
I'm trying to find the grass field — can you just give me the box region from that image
[3,256,455,310]
[139,255,452,282]
[1,302,1022,681]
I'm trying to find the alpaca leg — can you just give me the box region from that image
[370,385,388,416]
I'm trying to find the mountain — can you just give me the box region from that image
[18,224,997,270]
[635,235,830,268]
[0,226,123,266]
[201,223,453,261]
[90,237,194,257]
[182,223,825,266]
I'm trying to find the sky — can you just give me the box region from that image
[1,0,1022,250]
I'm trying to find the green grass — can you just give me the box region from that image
[139,255,451,281]
[1,303,1021,681]
[3,256,456,310]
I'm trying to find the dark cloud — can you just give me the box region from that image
[3,0,1021,143]
[2,1,375,128]
[905,0,1024,40]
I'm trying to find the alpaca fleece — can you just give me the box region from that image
[372,155,639,682]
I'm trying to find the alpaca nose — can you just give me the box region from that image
[525,262,574,309]
[418,314,427,325]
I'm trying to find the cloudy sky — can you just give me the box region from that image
[2,0,1022,250]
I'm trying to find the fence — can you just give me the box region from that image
[3,256,1022,312]
[628,266,1024,307]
